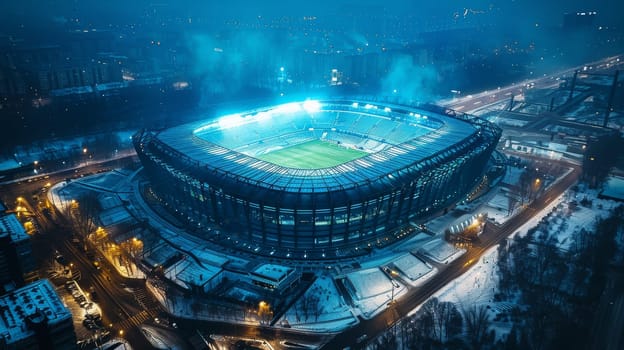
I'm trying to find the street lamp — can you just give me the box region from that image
[386,268,399,305]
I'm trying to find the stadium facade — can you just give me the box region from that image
[134,100,500,259]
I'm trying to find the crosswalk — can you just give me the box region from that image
[115,310,151,331]
[132,288,164,317]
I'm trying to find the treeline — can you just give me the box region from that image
[497,203,624,350]
[368,201,623,350]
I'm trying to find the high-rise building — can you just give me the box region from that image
[0,213,37,292]
[0,279,76,349]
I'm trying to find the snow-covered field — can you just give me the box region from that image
[280,274,356,332]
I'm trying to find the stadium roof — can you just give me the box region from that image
[151,100,481,199]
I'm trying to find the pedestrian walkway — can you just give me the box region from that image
[115,310,151,333]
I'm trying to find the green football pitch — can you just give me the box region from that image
[257,139,368,169]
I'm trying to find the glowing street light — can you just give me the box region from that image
[386,268,399,306]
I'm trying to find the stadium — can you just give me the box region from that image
[133,99,501,260]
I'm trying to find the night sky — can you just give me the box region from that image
[1,1,623,30]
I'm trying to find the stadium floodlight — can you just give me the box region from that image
[274,102,301,114]
[302,100,321,113]
[193,123,219,134]
[218,113,245,130]
[255,111,272,122]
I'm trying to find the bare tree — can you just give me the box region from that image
[297,293,320,322]
[421,298,463,344]
[258,302,273,325]
[463,305,491,350]
[71,192,101,240]
[507,192,520,216]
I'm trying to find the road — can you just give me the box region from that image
[444,54,624,113]
[321,161,580,349]
[0,155,160,349]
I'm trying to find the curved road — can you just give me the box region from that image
[321,161,580,349]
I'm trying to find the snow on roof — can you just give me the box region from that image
[143,243,177,267]
[251,264,293,283]
[392,254,433,281]
[49,85,93,96]
[0,279,71,343]
[158,229,229,267]
[98,194,123,210]
[601,176,624,201]
[99,206,132,227]
[225,287,261,304]
[345,268,393,300]
[80,172,127,191]
[164,258,221,290]
[419,238,465,264]
[0,158,20,172]
[95,82,128,91]
[0,214,28,242]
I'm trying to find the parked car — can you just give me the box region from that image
[82,319,99,330]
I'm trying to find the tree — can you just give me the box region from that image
[258,301,273,325]
[420,298,463,344]
[582,132,623,188]
[518,164,540,204]
[507,192,520,216]
[70,192,101,240]
[463,305,491,350]
[297,293,321,322]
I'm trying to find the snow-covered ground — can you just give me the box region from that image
[98,338,133,350]
[391,186,623,345]
[0,158,20,172]
[279,274,357,332]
